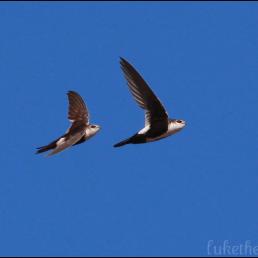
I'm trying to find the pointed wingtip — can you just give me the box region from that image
[35,147,42,154]
[119,56,127,64]
[35,148,47,155]
[67,90,80,96]
[35,149,43,155]
[67,90,74,95]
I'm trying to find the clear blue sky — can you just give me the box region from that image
[0,2,257,256]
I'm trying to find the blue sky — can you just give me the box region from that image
[0,2,258,256]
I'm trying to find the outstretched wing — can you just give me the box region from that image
[36,91,90,156]
[67,91,89,125]
[120,57,168,129]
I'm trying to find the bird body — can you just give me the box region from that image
[114,58,185,147]
[114,119,184,147]
[36,91,100,156]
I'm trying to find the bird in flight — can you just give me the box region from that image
[113,57,186,147]
[36,91,100,156]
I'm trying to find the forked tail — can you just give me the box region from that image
[113,134,146,147]
[35,140,58,154]
[113,138,132,148]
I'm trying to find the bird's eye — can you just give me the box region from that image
[177,120,182,123]
[91,125,96,128]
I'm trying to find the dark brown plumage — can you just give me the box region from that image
[120,57,169,135]
[67,90,89,124]
[114,57,185,147]
[36,91,100,156]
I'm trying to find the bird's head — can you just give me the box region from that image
[89,124,101,135]
[176,119,186,126]
[170,119,186,131]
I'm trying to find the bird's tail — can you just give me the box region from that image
[113,137,132,148]
[35,141,57,154]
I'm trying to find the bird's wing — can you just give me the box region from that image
[48,129,86,156]
[67,91,89,125]
[145,112,151,127]
[36,121,87,156]
[120,57,168,128]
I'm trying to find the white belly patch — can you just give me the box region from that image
[48,131,85,156]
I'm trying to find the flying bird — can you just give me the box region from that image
[36,91,100,156]
[113,57,186,147]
